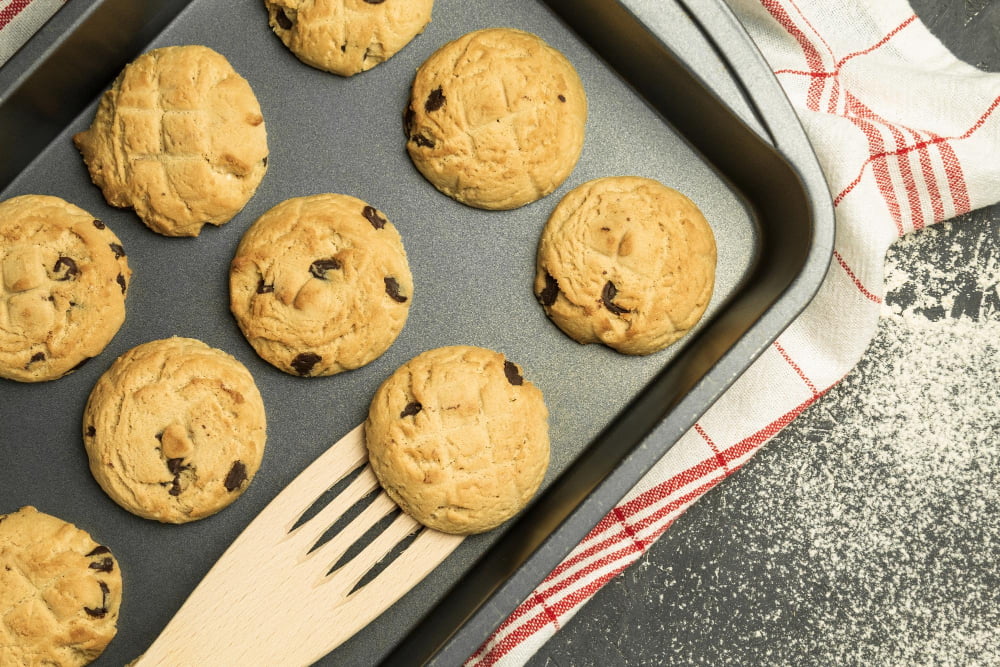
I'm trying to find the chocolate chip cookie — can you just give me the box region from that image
[0,506,122,666]
[0,195,131,383]
[534,176,717,355]
[229,194,413,377]
[83,337,267,523]
[73,45,268,237]
[404,27,587,210]
[265,0,433,76]
[365,345,549,535]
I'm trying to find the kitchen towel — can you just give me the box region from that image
[467,0,1000,664]
[0,0,64,65]
[2,0,999,665]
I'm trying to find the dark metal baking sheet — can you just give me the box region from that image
[0,0,833,664]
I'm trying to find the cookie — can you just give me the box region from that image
[404,28,587,210]
[230,194,413,377]
[365,345,549,535]
[534,176,717,355]
[0,195,131,383]
[265,0,433,76]
[83,337,267,523]
[0,506,122,667]
[73,45,268,237]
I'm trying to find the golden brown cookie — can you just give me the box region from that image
[265,0,433,76]
[229,194,413,377]
[83,337,267,523]
[404,28,587,210]
[73,45,268,237]
[0,506,122,667]
[0,195,131,383]
[534,176,717,355]
[365,345,549,535]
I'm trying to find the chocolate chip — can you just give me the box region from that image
[89,557,114,573]
[384,277,407,302]
[538,272,559,307]
[109,243,125,259]
[412,134,435,148]
[558,94,567,102]
[53,256,78,280]
[400,401,422,418]
[224,461,248,492]
[86,545,110,556]
[404,107,416,137]
[165,458,187,496]
[309,258,342,279]
[503,361,523,386]
[363,205,387,230]
[291,352,322,376]
[93,220,105,229]
[116,274,126,293]
[84,581,110,618]
[425,87,446,112]
[86,426,96,437]
[363,0,386,3]
[256,278,274,294]
[27,352,45,366]
[275,8,293,29]
[262,156,268,167]
[601,281,629,315]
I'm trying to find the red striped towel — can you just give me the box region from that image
[468,0,1000,663]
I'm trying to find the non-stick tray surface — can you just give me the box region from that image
[0,0,833,664]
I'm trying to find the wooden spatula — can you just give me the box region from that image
[132,425,465,666]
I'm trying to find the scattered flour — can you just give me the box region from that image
[734,219,1000,664]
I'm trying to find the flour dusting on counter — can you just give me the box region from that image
[723,221,1000,664]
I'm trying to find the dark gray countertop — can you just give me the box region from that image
[530,2,1000,665]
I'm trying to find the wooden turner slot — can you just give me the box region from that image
[134,425,465,666]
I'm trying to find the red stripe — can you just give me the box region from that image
[773,340,819,396]
[532,591,560,632]
[834,15,917,68]
[613,506,646,550]
[847,95,928,231]
[616,455,726,520]
[928,132,972,217]
[911,128,945,224]
[785,0,841,111]
[834,95,1000,208]
[695,423,729,474]
[843,93,906,235]
[761,0,828,111]
[833,250,882,304]
[0,0,33,31]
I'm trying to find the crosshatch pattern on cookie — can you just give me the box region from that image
[73,45,268,237]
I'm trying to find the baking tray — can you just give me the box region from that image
[0,0,833,664]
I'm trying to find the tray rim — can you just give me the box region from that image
[391,0,836,662]
[0,0,835,663]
